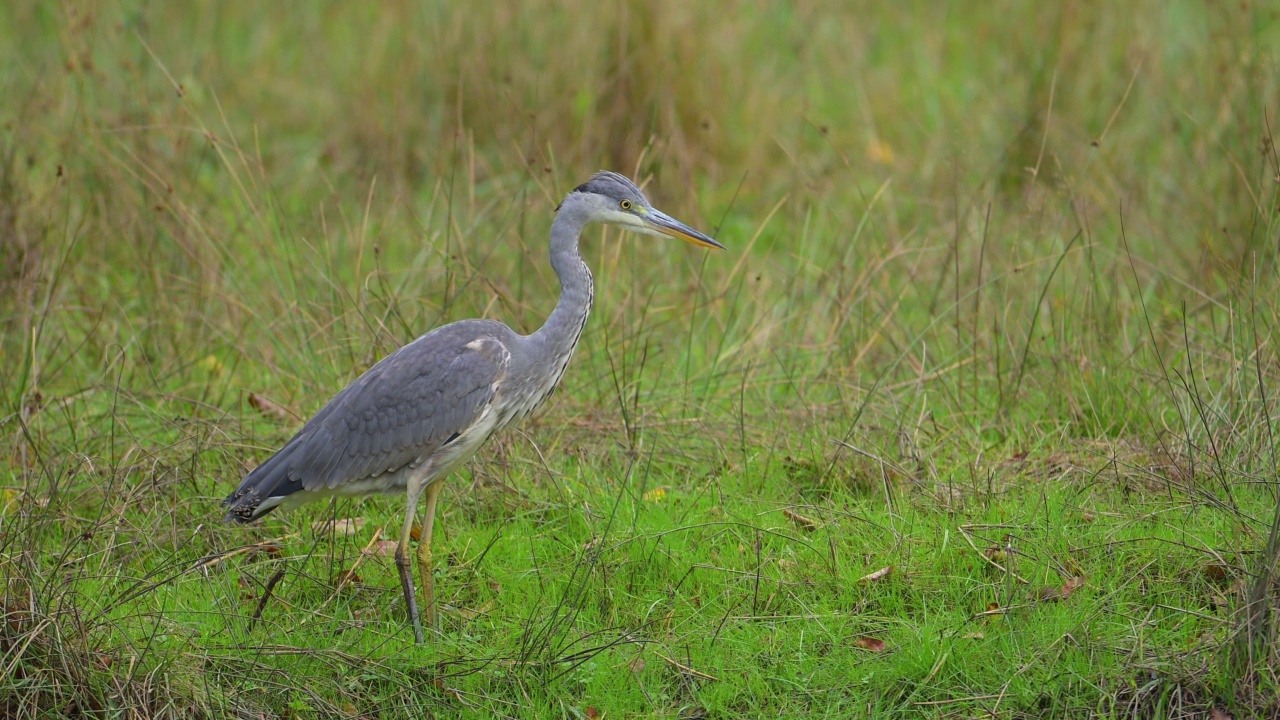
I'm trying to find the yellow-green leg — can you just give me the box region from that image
[396,475,427,644]
[417,480,444,629]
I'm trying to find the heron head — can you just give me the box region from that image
[558,171,724,250]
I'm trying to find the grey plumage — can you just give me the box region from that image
[223,171,723,643]
[565,170,644,204]
[224,320,511,519]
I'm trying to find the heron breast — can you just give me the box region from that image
[426,398,503,479]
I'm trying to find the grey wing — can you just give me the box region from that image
[295,335,507,489]
[224,324,509,519]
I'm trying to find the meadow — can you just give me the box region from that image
[3,1,1280,717]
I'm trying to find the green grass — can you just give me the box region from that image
[3,1,1280,717]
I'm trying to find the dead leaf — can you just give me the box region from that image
[1203,563,1232,585]
[857,566,894,584]
[254,542,283,556]
[642,486,668,502]
[247,392,292,422]
[312,517,366,536]
[199,355,225,375]
[983,545,1007,563]
[410,524,422,541]
[979,601,1004,621]
[1035,576,1086,602]
[25,390,44,416]
[370,540,398,557]
[867,138,895,165]
[1061,576,1086,597]
[782,508,818,532]
[1,601,31,632]
[962,632,984,640]
[628,656,646,674]
[1080,511,1096,523]
[333,568,362,586]
[1210,708,1233,720]
[585,707,601,720]
[0,488,19,514]
[852,636,887,652]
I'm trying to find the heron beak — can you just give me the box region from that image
[642,209,725,250]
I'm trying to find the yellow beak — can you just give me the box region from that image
[642,209,725,250]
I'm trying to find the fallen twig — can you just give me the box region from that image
[782,507,818,531]
[655,652,718,682]
[249,567,287,630]
[195,534,297,570]
[958,525,1029,584]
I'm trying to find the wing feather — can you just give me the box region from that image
[223,321,510,518]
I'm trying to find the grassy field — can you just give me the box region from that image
[3,1,1280,717]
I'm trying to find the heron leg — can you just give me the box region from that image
[417,479,444,629]
[396,475,427,644]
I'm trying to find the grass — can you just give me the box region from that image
[3,0,1280,717]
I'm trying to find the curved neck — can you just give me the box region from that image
[532,208,594,354]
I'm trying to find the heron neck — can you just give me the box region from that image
[533,209,594,355]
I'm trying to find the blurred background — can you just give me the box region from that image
[4,1,1277,419]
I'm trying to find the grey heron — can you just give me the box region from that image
[223,171,723,643]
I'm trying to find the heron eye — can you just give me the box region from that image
[619,199,632,210]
